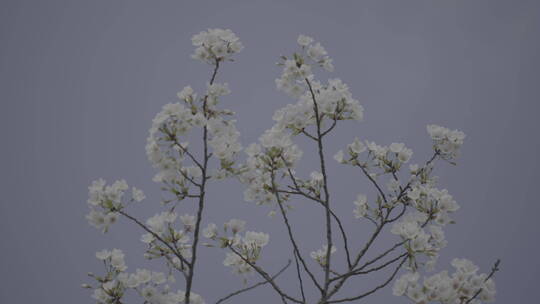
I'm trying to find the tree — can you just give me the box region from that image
[82,29,499,304]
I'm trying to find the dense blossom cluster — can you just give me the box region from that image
[191,28,243,64]
[141,211,193,260]
[275,36,362,124]
[393,258,496,304]
[390,212,447,271]
[427,124,466,160]
[334,139,413,172]
[146,86,242,190]
[202,219,270,277]
[240,135,303,205]
[276,34,334,98]
[86,179,145,232]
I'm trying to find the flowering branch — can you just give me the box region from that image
[118,210,192,268]
[184,58,219,304]
[227,245,302,303]
[464,259,501,304]
[82,30,500,304]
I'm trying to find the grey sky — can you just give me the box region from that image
[1,0,539,303]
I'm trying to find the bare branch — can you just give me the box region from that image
[227,246,303,303]
[271,169,324,293]
[328,256,407,303]
[293,251,307,303]
[215,260,292,304]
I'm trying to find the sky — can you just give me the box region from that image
[1,0,539,303]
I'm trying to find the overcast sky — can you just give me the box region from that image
[1,0,539,303]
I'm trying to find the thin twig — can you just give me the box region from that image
[281,167,352,268]
[215,260,292,304]
[293,251,307,303]
[327,256,407,303]
[227,246,303,303]
[271,169,324,293]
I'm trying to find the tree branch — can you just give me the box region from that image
[464,259,500,304]
[271,169,324,293]
[227,246,303,303]
[327,256,407,303]
[305,78,333,299]
[117,210,191,267]
[185,58,220,304]
[215,260,292,304]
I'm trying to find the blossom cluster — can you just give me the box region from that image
[275,36,362,126]
[84,249,205,304]
[146,85,242,192]
[141,211,193,260]
[393,258,496,304]
[202,219,269,277]
[241,36,364,207]
[274,78,364,133]
[222,230,270,276]
[390,212,446,270]
[275,34,334,98]
[334,138,413,173]
[427,124,466,159]
[384,180,456,267]
[240,130,303,205]
[146,102,203,185]
[191,28,243,64]
[86,179,145,232]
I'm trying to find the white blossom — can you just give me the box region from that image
[243,231,270,248]
[225,219,246,234]
[348,137,366,154]
[310,245,337,266]
[427,124,466,159]
[202,223,218,239]
[353,194,368,218]
[191,28,243,64]
[95,249,111,261]
[132,187,145,202]
[334,150,345,163]
[297,34,314,47]
[179,214,196,232]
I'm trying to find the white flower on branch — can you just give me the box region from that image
[191,28,243,64]
[353,194,369,218]
[310,244,337,267]
[224,219,246,234]
[202,223,218,239]
[427,124,466,159]
[83,29,498,304]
